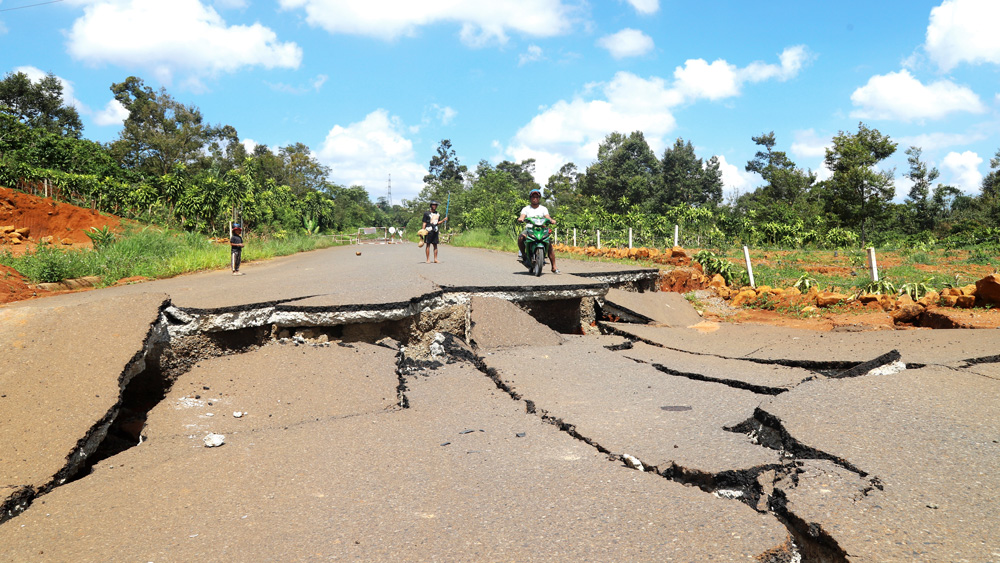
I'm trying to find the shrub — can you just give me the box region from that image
[694,250,741,286]
[85,225,116,249]
[859,278,896,296]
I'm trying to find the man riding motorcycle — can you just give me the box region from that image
[517,188,559,274]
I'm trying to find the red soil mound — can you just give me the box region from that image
[0,185,126,305]
[0,185,122,255]
[0,263,47,304]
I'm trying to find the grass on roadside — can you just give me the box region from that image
[449,228,518,253]
[0,226,344,285]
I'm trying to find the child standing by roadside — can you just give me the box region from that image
[230,223,245,275]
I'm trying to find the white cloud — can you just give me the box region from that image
[790,129,829,159]
[941,150,984,193]
[674,45,808,102]
[68,0,301,85]
[315,109,427,201]
[432,104,457,125]
[13,66,86,114]
[673,59,740,101]
[92,99,129,126]
[511,73,678,156]
[505,47,810,183]
[897,131,987,151]
[623,0,658,15]
[789,129,831,181]
[925,0,1000,72]
[13,65,134,129]
[850,69,985,121]
[519,44,544,66]
[715,154,750,199]
[741,45,810,83]
[267,74,329,94]
[278,0,575,46]
[597,28,654,59]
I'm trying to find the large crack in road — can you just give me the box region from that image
[2,276,998,562]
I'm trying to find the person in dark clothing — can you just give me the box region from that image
[421,201,447,263]
[230,224,245,275]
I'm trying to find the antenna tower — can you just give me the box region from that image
[387,174,392,207]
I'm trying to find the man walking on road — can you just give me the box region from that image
[230,223,245,275]
[422,201,447,263]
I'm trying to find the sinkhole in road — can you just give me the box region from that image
[72,295,593,480]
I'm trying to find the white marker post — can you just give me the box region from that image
[628,228,633,249]
[573,228,577,247]
[867,248,879,281]
[597,230,601,249]
[743,246,756,289]
[674,225,679,247]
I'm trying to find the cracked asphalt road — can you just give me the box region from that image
[1,243,998,562]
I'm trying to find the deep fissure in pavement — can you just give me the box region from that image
[646,361,792,395]
[461,348,822,562]
[600,323,907,382]
[726,407,878,479]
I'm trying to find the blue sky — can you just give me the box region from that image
[2,0,998,205]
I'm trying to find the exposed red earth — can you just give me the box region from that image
[0,185,127,305]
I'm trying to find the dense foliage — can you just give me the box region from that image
[2,71,999,252]
[0,72,391,238]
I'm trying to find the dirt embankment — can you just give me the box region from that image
[0,185,125,305]
[0,185,122,251]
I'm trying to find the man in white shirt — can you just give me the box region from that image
[517,189,559,274]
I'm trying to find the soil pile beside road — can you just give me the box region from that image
[0,185,122,255]
[0,264,43,304]
[0,185,127,305]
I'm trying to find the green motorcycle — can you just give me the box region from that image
[522,216,553,277]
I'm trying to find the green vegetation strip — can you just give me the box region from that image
[0,228,342,285]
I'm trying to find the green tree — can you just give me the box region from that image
[0,71,83,138]
[464,162,522,233]
[977,148,1000,224]
[544,162,583,216]
[657,137,722,210]
[733,133,820,243]
[902,146,939,233]
[0,112,32,159]
[416,139,466,210]
[279,142,333,195]
[109,76,225,177]
[745,132,815,204]
[327,184,378,231]
[423,139,467,185]
[201,124,245,176]
[496,158,541,194]
[930,184,962,227]
[583,131,659,214]
[823,122,897,246]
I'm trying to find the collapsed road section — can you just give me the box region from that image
[0,264,653,526]
[1,247,998,561]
